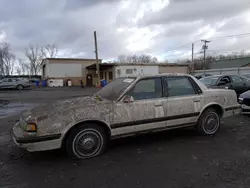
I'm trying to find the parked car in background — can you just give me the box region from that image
[0,78,30,90]
[200,75,250,96]
[239,90,250,114]
[12,74,241,159]
[194,73,211,80]
[242,73,250,79]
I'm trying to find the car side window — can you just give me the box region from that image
[218,76,231,85]
[128,78,162,100]
[165,77,196,97]
[231,75,244,84]
[7,79,13,82]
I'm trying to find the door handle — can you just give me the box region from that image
[193,99,200,102]
[154,102,163,107]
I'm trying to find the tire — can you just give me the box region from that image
[65,124,108,159]
[16,84,24,90]
[196,108,221,136]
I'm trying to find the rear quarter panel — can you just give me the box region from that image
[200,88,238,116]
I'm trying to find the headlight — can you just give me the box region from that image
[238,97,244,104]
[25,123,37,132]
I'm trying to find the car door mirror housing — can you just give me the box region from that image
[123,95,134,103]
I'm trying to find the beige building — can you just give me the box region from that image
[42,58,189,86]
[41,58,102,86]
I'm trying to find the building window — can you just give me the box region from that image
[126,69,133,74]
[108,71,113,80]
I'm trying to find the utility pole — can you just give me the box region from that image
[191,43,194,73]
[94,31,100,86]
[201,39,211,73]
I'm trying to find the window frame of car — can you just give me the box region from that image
[118,76,165,102]
[216,76,231,86]
[163,76,201,98]
[126,76,164,101]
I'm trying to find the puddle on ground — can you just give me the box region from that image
[0,103,41,119]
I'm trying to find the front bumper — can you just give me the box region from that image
[241,104,250,114]
[11,122,62,152]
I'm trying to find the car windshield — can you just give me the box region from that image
[200,76,220,86]
[93,77,135,101]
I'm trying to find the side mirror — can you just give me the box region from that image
[123,95,134,103]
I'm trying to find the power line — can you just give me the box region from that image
[156,32,250,57]
[207,32,250,41]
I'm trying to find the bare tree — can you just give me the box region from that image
[41,44,58,58]
[4,52,15,75]
[18,59,30,75]
[115,54,158,64]
[25,44,58,75]
[0,43,16,76]
[25,44,43,75]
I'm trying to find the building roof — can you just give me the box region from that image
[86,62,188,70]
[41,58,102,66]
[210,57,250,69]
[44,58,102,61]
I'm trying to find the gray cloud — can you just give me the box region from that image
[141,0,250,26]
[0,0,249,62]
[65,0,119,9]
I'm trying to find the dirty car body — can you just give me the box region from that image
[12,74,241,159]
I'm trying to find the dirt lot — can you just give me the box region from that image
[0,88,250,188]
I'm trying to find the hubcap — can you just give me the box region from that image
[73,129,103,158]
[203,112,219,134]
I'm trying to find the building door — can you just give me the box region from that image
[86,74,93,86]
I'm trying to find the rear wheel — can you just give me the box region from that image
[196,108,220,135]
[16,84,24,90]
[66,124,108,159]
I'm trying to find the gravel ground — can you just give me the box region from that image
[0,88,250,188]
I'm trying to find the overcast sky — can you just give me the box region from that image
[0,0,250,62]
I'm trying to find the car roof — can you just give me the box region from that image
[200,75,221,79]
[137,73,190,78]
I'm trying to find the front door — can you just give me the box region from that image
[111,77,167,136]
[164,76,201,127]
[86,74,93,86]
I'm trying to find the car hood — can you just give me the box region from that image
[22,96,111,121]
[20,96,113,136]
[240,90,250,98]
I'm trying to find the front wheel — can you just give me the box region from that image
[16,84,24,90]
[66,124,108,159]
[196,108,220,135]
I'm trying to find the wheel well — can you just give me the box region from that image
[202,104,224,117]
[61,120,111,148]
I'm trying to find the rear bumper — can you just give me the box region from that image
[11,123,62,152]
[224,105,242,117]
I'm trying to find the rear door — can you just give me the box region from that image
[164,76,202,128]
[229,75,248,95]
